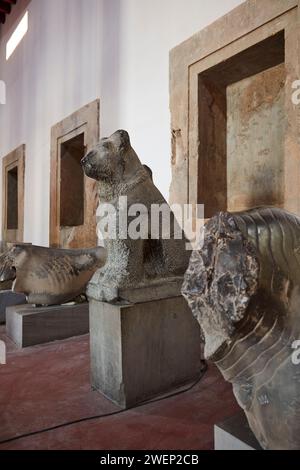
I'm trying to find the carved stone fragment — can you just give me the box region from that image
[182,207,300,450]
[0,244,107,305]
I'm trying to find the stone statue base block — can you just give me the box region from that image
[0,291,27,324]
[6,302,89,348]
[214,413,262,450]
[90,295,204,408]
[88,277,185,304]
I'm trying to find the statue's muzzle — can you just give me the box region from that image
[81,150,95,168]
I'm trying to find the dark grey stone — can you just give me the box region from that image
[6,302,89,348]
[90,295,205,408]
[183,207,300,450]
[81,130,190,303]
[0,290,27,324]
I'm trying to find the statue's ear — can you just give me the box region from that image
[143,164,153,181]
[117,130,131,153]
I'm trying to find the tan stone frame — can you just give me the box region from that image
[50,99,100,248]
[169,0,300,215]
[2,144,25,243]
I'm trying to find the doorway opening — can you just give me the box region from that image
[60,133,85,228]
[7,166,19,230]
[198,31,285,218]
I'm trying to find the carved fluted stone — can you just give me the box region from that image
[0,244,107,305]
[182,207,300,450]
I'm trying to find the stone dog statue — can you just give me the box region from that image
[182,207,300,450]
[0,244,107,305]
[81,130,190,303]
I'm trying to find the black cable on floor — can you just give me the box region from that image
[0,364,207,446]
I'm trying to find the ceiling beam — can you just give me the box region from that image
[0,2,11,14]
[0,0,17,25]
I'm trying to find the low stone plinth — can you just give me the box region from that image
[0,291,27,324]
[6,302,89,348]
[90,295,204,408]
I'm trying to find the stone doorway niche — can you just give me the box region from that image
[50,99,100,248]
[2,144,25,242]
[169,0,300,219]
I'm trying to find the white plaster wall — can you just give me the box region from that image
[0,0,244,246]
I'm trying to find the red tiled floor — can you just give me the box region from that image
[0,326,239,450]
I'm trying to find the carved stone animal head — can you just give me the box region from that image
[81,130,144,185]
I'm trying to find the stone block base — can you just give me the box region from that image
[90,296,204,408]
[88,277,185,304]
[0,291,27,324]
[6,302,89,348]
[214,413,262,450]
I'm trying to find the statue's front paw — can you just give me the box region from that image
[86,271,119,303]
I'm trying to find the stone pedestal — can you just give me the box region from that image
[0,291,27,324]
[90,295,204,408]
[6,302,89,348]
[214,413,262,450]
[88,276,185,304]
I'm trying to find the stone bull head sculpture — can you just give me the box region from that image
[182,207,300,450]
[0,244,107,306]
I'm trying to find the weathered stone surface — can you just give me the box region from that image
[90,296,205,408]
[81,130,190,303]
[0,244,107,305]
[182,207,300,450]
[170,0,300,217]
[110,277,186,304]
[0,290,26,324]
[6,302,89,348]
[227,63,286,212]
[0,280,13,292]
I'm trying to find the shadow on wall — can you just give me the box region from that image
[100,0,121,133]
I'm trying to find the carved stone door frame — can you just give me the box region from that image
[169,0,300,215]
[50,99,100,248]
[2,144,25,243]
